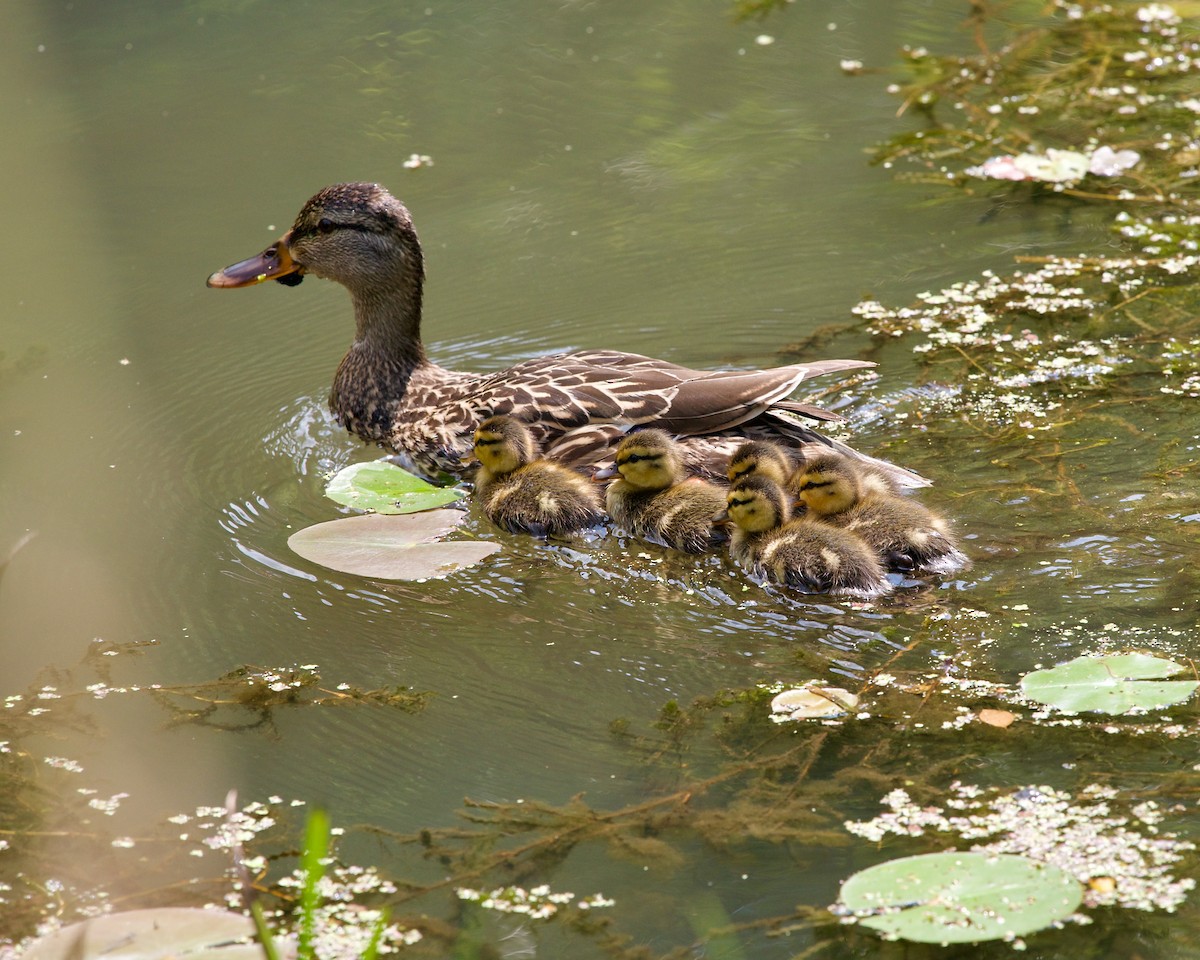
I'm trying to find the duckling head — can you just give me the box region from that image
[796,451,862,518]
[725,476,791,533]
[473,415,537,475]
[727,440,794,487]
[612,429,683,491]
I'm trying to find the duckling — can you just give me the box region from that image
[724,476,891,599]
[472,415,605,537]
[795,451,967,574]
[600,429,728,554]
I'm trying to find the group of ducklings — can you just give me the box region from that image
[471,415,966,599]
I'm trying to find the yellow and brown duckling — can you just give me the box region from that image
[724,476,891,599]
[599,429,727,554]
[472,415,605,537]
[795,451,967,574]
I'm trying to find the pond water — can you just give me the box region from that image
[2,0,1199,957]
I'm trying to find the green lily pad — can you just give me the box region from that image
[1019,653,1198,714]
[288,512,499,580]
[325,460,464,514]
[22,908,263,960]
[837,852,1082,944]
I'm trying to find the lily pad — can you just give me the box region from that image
[325,460,464,514]
[287,512,499,580]
[837,852,1082,944]
[22,908,263,960]
[1019,653,1198,715]
[770,686,859,720]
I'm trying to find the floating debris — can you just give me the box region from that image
[456,884,614,919]
[769,685,860,721]
[966,146,1139,183]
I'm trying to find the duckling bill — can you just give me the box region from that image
[472,415,605,538]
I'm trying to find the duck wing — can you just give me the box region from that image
[447,350,872,434]
[400,350,901,480]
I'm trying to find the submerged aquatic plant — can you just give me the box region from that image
[872,0,1200,206]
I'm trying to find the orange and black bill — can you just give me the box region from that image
[206,231,305,288]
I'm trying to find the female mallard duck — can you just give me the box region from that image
[598,429,727,554]
[471,415,605,537]
[208,182,924,485]
[795,451,967,574]
[724,476,891,598]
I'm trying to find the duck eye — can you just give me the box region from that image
[317,217,336,234]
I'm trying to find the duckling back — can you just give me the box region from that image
[473,415,604,537]
[755,520,891,598]
[607,480,727,554]
[834,495,966,574]
[605,429,727,553]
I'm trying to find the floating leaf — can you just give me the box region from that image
[1019,653,1198,714]
[837,852,1082,944]
[325,460,463,514]
[288,512,499,580]
[22,908,263,960]
[770,686,859,721]
[978,708,1016,728]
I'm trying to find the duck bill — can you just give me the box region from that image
[592,464,619,481]
[206,232,304,288]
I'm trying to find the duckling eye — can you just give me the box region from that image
[474,436,499,447]
[800,479,831,492]
[317,217,336,234]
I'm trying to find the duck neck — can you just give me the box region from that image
[331,275,431,445]
[351,272,428,367]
